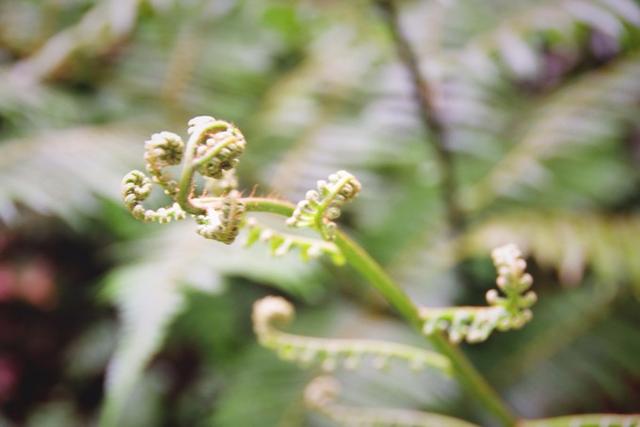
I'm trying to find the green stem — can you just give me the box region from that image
[225,196,516,426]
[176,121,233,215]
[334,232,516,427]
[376,0,465,233]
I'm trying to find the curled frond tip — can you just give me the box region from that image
[121,170,186,223]
[420,243,536,344]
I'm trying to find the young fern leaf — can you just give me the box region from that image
[144,131,184,197]
[304,376,479,427]
[121,170,186,223]
[121,116,249,244]
[286,171,361,240]
[245,218,346,265]
[521,414,640,427]
[0,126,143,224]
[195,190,245,244]
[252,296,451,374]
[187,115,246,179]
[419,244,536,344]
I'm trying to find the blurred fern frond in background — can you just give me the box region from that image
[0,127,141,224]
[0,0,639,426]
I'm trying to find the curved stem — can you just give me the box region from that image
[176,140,204,215]
[334,233,516,427]
[242,197,297,216]
[227,196,516,426]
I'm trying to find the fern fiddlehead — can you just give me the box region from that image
[121,170,186,223]
[253,296,451,374]
[120,116,519,425]
[304,376,479,427]
[245,219,346,265]
[419,244,536,344]
[286,170,361,240]
[144,131,184,197]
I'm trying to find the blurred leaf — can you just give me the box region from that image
[476,284,640,415]
[100,222,328,426]
[26,401,77,427]
[0,126,142,225]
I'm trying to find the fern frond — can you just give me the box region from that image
[452,0,640,80]
[0,126,141,224]
[195,191,245,244]
[101,223,327,426]
[121,170,187,223]
[245,218,346,265]
[419,244,536,344]
[121,116,251,243]
[253,296,451,374]
[465,211,640,295]
[287,170,361,240]
[144,131,184,197]
[304,376,478,427]
[100,270,186,427]
[187,116,246,180]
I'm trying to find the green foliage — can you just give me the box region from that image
[304,376,479,427]
[100,269,186,427]
[465,211,640,296]
[195,191,245,244]
[1,0,640,425]
[121,170,187,223]
[119,115,527,425]
[253,296,451,374]
[212,343,309,427]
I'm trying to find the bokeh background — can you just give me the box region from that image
[1,0,640,426]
